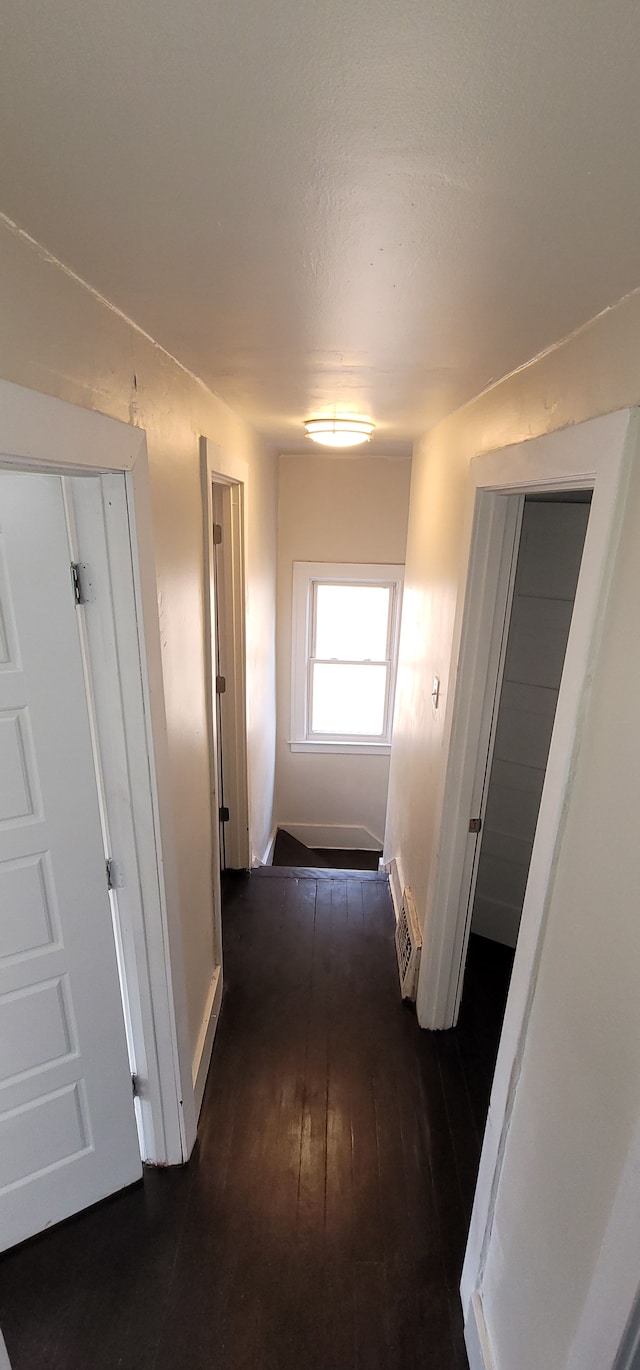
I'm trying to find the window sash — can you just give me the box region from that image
[307,660,392,740]
[310,580,394,663]
[306,580,398,741]
[290,561,404,751]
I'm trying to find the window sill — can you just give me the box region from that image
[288,740,391,756]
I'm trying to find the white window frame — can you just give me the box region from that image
[290,561,404,755]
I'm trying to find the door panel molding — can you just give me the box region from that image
[0,379,195,1169]
[0,469,142,1248]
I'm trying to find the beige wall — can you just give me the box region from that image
[275,453,411,847]
[384,290,640,1369]
[0,218,278,1065]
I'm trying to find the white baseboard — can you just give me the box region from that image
[465,1292,496,1370]
[381,855,403,922]
[252,826,278,867]
[192,965,223,1118]
[279,822,382,851]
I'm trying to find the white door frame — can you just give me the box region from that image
[406,409,638,1334]
[0,378,196,1165]
[436,490,525,1020]
[566,1107,640,1370]
[201,437,251,887]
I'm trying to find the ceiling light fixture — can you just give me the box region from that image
[304,417,375,448]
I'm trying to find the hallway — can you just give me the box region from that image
[0,868,511,1369]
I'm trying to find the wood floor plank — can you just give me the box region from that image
[0,867,511,1370]
[324,879,356,1261]
[324,1258,357,1370]
[296,880,330,1255]
[355,1261,390,1370]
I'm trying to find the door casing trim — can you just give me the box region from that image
[201,435,251,873]
[407,408,638,1317]
[0,377,196,1164]
[194,437,250,1115]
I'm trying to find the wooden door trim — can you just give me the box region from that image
[407,408,639,1326]
[0,378,196,1165]
[198,436,250,1116]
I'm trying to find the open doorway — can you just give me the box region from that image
[199,440,252,1113]
[409,411,639,1357]
[457,493,591,1084]
[201,441,250,882]
[209,479,250,874]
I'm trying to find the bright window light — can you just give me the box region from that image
[311,663,388,734]
[290,562,404,752]
[314,584,390,661]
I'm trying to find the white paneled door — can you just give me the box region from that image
[0,471,141,1251]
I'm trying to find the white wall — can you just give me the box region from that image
[472,499,589,947]
[0,217,278,1072]
[275,453,411,848]
[383,290,640,1370]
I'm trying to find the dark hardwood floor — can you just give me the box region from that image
[272,827,382,870]
[0,869,513,1370]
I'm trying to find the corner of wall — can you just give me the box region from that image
[464,1293,497,1370]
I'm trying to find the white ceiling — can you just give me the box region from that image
[2,0,640,453]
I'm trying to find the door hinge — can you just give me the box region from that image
[213,522,223,545]
[215,674,226,694]
[105,857,125,890]
[469,817,482,834]
[219,806,230,823]
[131,1073,141,1098]
[70,562,94,606]
[70,562,85,605]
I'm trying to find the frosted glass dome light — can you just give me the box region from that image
[304,417,375,448]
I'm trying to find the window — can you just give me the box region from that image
[290,562,404,753]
